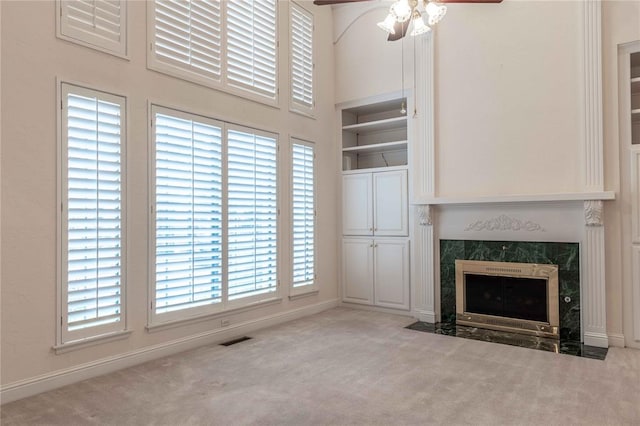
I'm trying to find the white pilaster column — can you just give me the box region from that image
[583,201,608,347]
[413,205,435,322]
[580,0,607,348]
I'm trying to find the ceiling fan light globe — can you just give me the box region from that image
[410,16,431,36]
[390,0,413,23]
[426,2,446,25]
[377,14,397,34]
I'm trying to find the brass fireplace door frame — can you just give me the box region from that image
[455,260,560,339]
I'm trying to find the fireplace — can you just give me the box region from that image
[455,260,560,339]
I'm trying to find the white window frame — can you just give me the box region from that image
[56,0,129,59]
[290,138,317,297]
[225,123,280,308]
[149,105,226,325]
[147,0,279,107]
[57,81,128,347]
[289,2,315,117]
[148,104,281,327]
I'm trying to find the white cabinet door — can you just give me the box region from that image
[373,170,408,236]
[342,173,373,235]
[374,239,410,310]
[342,239,374,305]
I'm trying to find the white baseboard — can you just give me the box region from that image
[584,331,609,348]
[338,301,414,318]
[607,333,625,348]
[1,299,339,405]
[413,308,436,323]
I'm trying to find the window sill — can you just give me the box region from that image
[146,297,283,333]
[53,330,133,355]
[289,290,319,301]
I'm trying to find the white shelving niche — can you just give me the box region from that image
[339,95,411,313]
[341,98,408,170]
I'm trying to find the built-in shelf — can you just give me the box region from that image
[342,116,407,134]
[412,191,616,206]
[341,96,408,171]
[633,109,640,123]
[342,140,407,154]
[632,77,640,94]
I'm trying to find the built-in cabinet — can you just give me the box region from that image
[342,238,410,309]
[621,44,640,347]
[339,97,411,312]
[342,169,408,237]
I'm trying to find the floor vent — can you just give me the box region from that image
[219,336,252,347]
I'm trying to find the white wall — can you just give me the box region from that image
[333,0,640,344]
[0,0,338,389]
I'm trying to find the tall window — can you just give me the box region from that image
[227,127,278,301]
[59,83,126,344]
[152,108,223,322]
[291,139,316,291]
[148,0,278,103]
[150,106,278,325]
[290,2,314,115]
[57,0,128,57]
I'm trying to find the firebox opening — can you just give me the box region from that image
[464,274,548,323]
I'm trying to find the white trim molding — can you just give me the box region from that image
[0,299,339,405]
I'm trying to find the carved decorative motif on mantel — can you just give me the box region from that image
[584,200,604,226]
[464,214,546,232]
[417,205,432,226]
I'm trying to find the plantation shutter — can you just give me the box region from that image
[227,127,278,300]
[291,141,315,287]
[153,110,223,317]
[152,0,222,80]
[59,0,127,56]
[226,0,278,98]
[290,3,314,111]
[62,84,125,342]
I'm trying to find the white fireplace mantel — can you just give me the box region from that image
[412,191,615,206]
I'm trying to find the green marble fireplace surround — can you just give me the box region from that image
[440,240,581,342]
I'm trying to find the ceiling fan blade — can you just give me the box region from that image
[313,0,371,5]
[387,20,409,42]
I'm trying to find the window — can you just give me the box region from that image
[148,0,278,103]
[226,0,278,99]
[150,106,278,325]
[57,0,128,57]
[59,83,126,344]
[227,127,278,301]
[152,108,223,322]
[150,0,222,82]
[290,2,314,115]
[291,139,316,291]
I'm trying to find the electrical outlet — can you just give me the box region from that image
[221,319,230,327]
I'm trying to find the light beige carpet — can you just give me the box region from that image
[2,307,640,425]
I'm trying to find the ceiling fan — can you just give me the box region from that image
[313,0,503,41]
